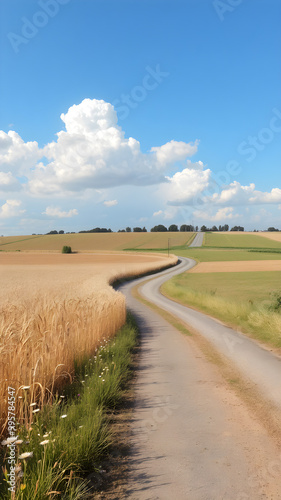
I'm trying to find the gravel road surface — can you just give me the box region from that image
[118,258,281,499]
[189,232,204,247]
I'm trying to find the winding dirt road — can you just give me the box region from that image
[118,258,281,500]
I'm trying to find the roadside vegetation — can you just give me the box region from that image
[0,315,138,499]
[162,271,281,348]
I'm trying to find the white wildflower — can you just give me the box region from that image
[1,437,18,445]
[39,440,49,446]
[18,451,33,459]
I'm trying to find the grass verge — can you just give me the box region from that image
[0,314,138,499]
[162,273,281,350]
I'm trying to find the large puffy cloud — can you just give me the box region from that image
[0,131,40,174]
[159,161,211,206]
[0,199,25,218]
[28,99,199,195]
[249,187,281,204]
[150,140,199,166]
[193,206,239,222]
[210,181,281,206]
[2,98,281,230]
[0,172,21,191]
[42,207,78,218]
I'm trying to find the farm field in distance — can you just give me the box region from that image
[0,231,194,252]
[203,231,281,248]
[162,231,281,350]
[175,247,281,261]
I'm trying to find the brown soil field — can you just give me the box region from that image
[189,260,281,273]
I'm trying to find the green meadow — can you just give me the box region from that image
[175,247,281,262]
[203,232,281,249]
[162,271,281,348]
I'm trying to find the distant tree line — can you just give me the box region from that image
[45,223,281,235]
[118,227,147,232]
[46,230,65,235]
[79,227,112,233]
[200,225,244,232]
[151,224,198,232]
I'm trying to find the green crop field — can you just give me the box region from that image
[203,232,281,249]
[165,271,281,305]
[162,270,281,348]
[174,248,281,262]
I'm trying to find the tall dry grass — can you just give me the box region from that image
[0,254,177,435]
[162,282,281,348]
[0,288,126,435]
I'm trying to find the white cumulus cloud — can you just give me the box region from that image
[0,130,41,174]
[150,140,199,167]
[210,182,281,206]
[0,199,25,218]
[42,207,78,218]
[194,207,239,222]
[103,199,118,207]
[0,172,21,191]
[27,99,198,195]
[160,163,211,206]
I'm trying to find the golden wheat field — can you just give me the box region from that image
[256,232,281,243]
[0,231,193,252]
[0,252,177,434]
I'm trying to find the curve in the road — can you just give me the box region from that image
[121,257,281,410]
[118,257,281,499]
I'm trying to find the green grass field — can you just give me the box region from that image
[162,271,281,348]
[174,248,281,262]
[166,271,281,305]
[204,232,281,249]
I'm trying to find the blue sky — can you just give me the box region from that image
[0,0,280,234]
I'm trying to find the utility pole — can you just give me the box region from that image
[168,238,171,257]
